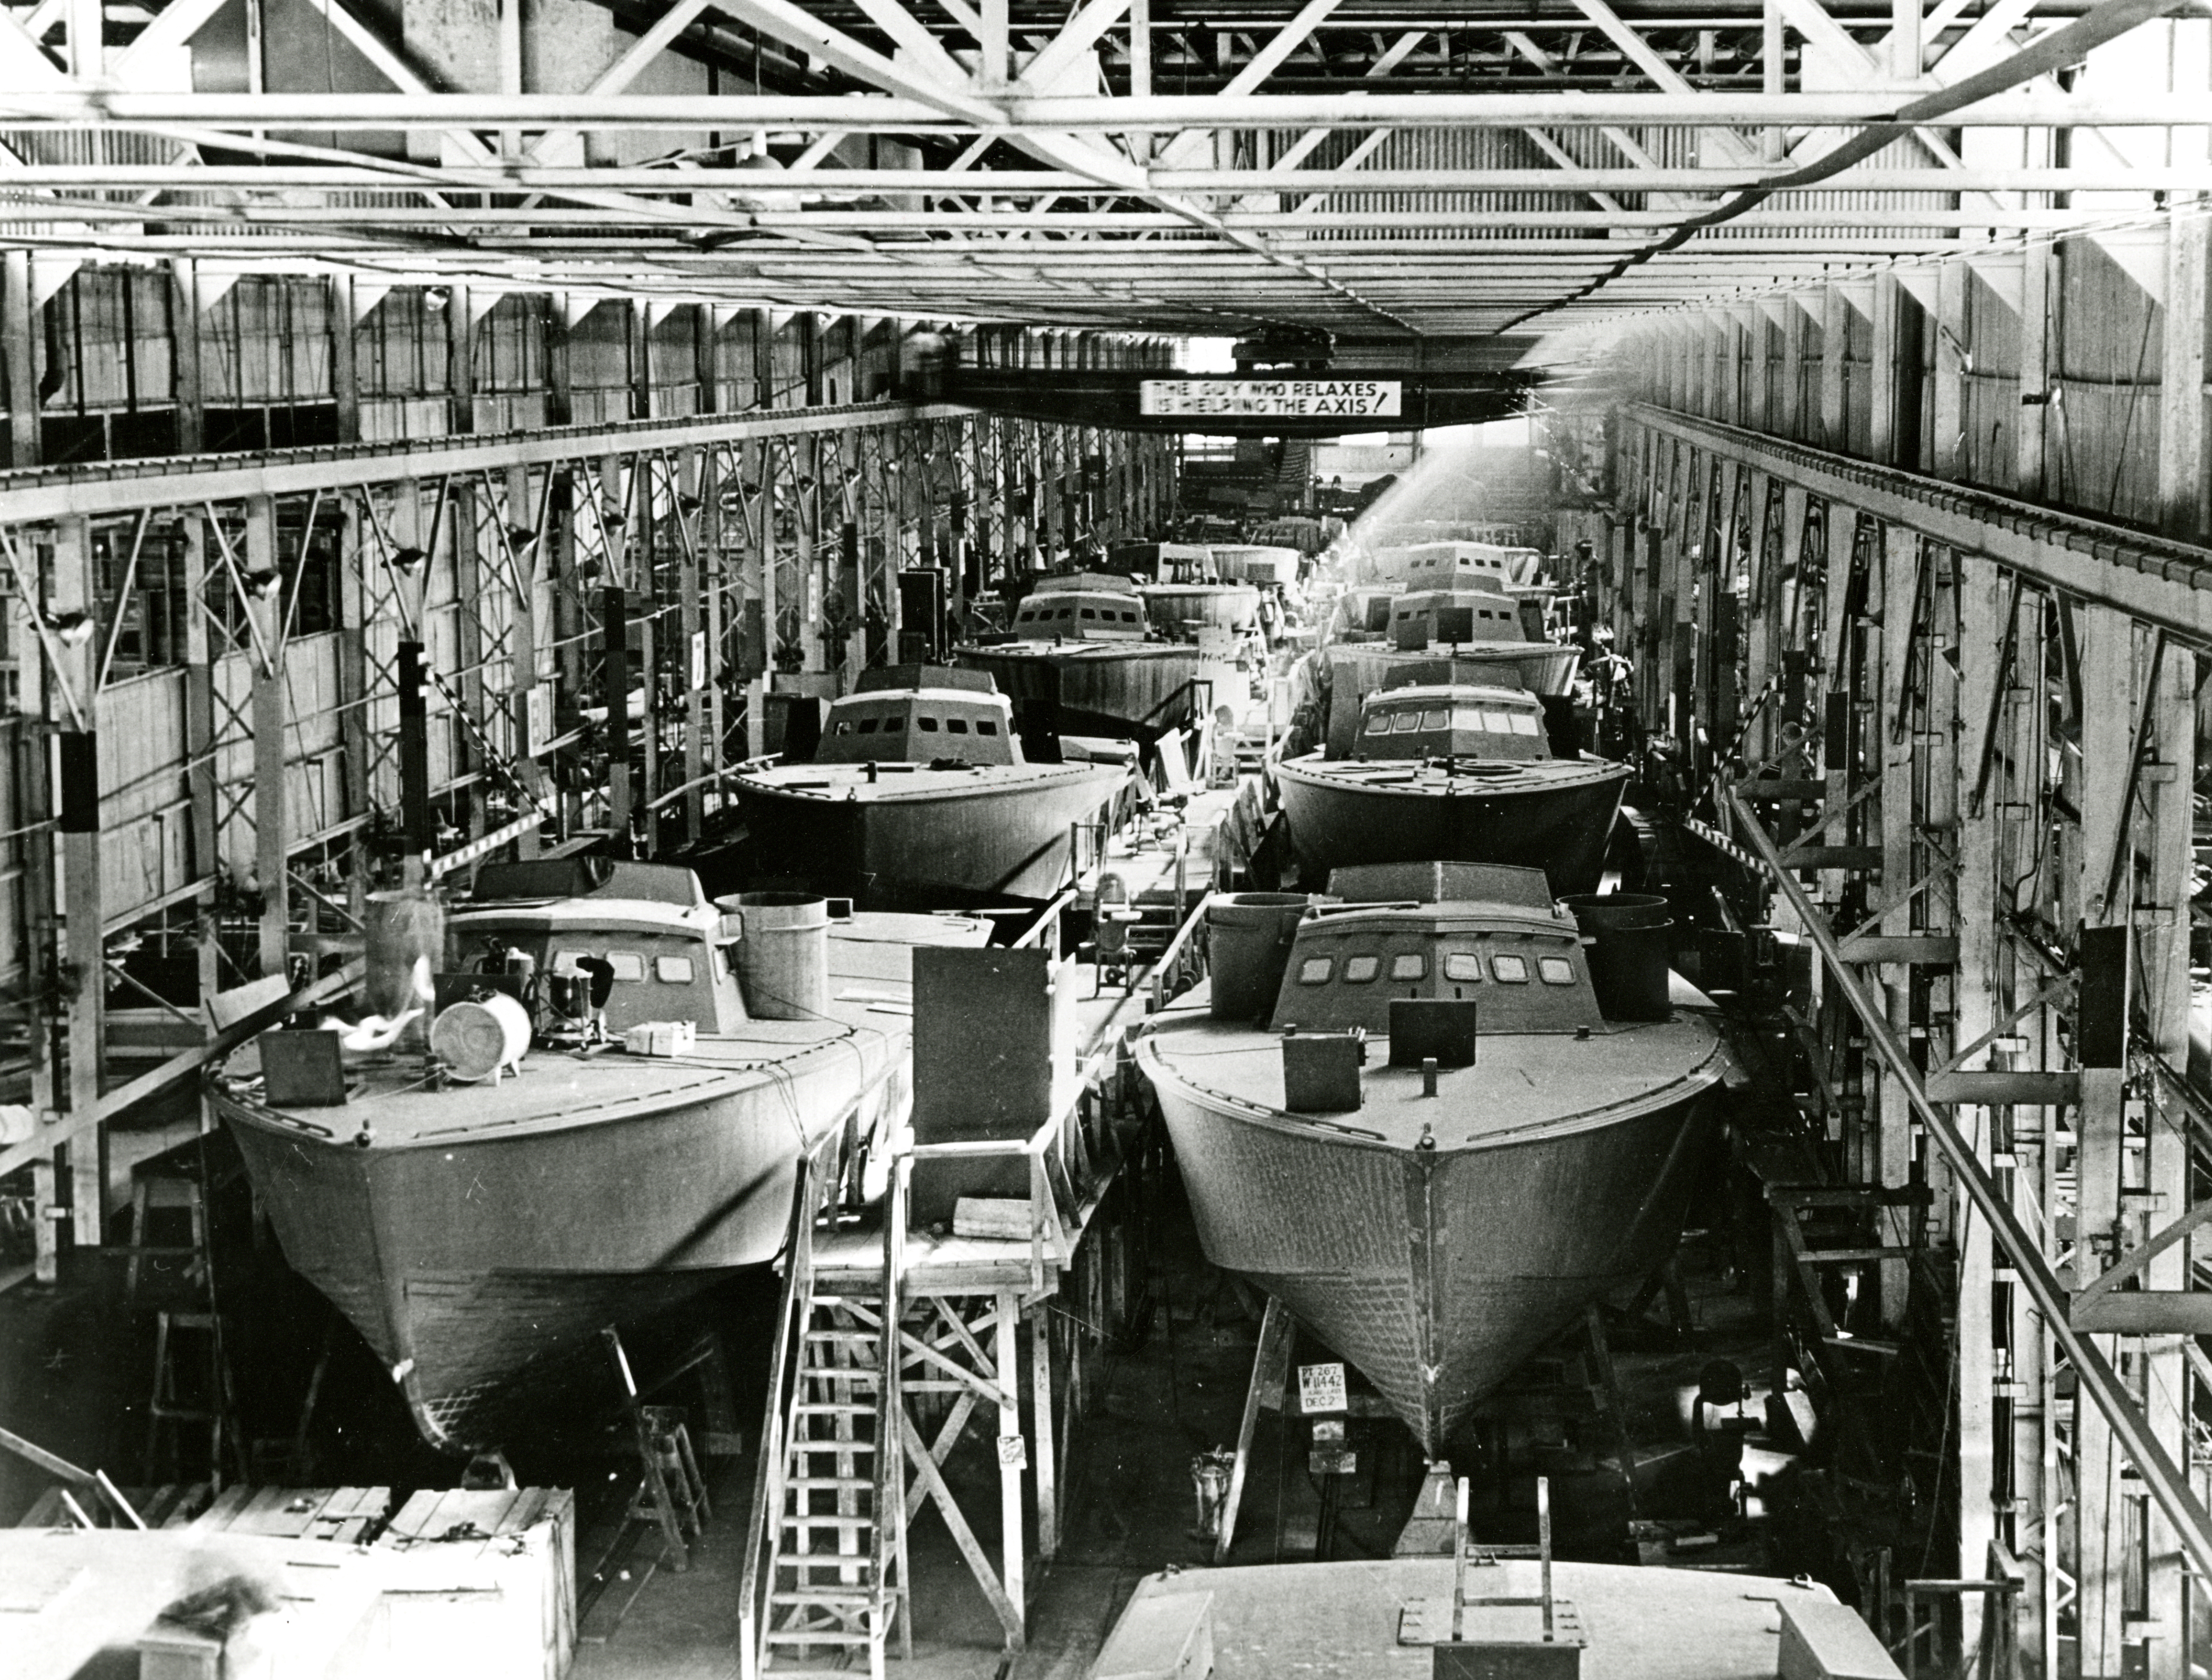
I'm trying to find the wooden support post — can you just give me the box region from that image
[447,283,473,436]
[1819,285,1849,454]
[1933,262,1968,481]
[1030,1303,1057,1562]
[2138,640,2193,1680]
[993,1289,1024,1648]
[5,249,41,467]
[1216,1295,1293,1564]
[2072,601,2130,1680]
[1953,552,2001,1654]
[1781,295,1809,440]
[505,464,544,858]
[1875,521,1917,1325]
[50,518,104,1246]
[2156,201,2209,541]
[2015,241,2051,499]
[247,496,290,977]
[1870,275,1901,467]
[679,446,707,842]
[450,477,486,839]
[173,261,206,454]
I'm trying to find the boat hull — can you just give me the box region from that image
[1274,755,1628,896]
[219,1046,899,1451]
[955,642,1202,745]
[1144,1058,1711,1450]
[731,763,1122,909]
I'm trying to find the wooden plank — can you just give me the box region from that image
[1215,1295,1293,1565]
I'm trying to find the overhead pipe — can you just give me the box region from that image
[1725,789,2212,1588]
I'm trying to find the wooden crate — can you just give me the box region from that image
[371,1488,577,1680]
[168,1485,391,1544]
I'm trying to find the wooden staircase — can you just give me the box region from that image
[742,1154,909,1680]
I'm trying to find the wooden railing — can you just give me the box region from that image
[736,1143,823,1680]
[1147,889,1215,1014]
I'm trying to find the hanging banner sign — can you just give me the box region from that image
[1138,379,1402,420]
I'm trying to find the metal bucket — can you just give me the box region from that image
[1560,892,1673,1022]
[430,991,533,1082]
[721,891,830,1020]
[1206,893,1311,1022]
[365,888,444,1051]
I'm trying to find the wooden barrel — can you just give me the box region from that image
[431,991,533,1081]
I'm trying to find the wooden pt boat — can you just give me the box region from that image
[958,577,1203,748]
[1135,862,1725,1452]
[1141,580,1263,642]
[213,860,991,1451]
[729,665,1124,910]
[1282,684,1628,896]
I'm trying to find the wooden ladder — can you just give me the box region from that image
[741,1152,909,1680]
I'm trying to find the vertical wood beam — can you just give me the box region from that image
[2156,201,2209,541]
[680,446,706,841]
[1933,261,1968,480]
[505,463,544,858]
[1870,275,1901,466]
[2016,241,2051,498]
[5,249,41,468]
[51,517,103,1246]
[993,1290,1026,1649]
[247,495,290,976]
[2139,641,2193,1680]
[2072,602,2131,1680]
[447,283,474,436]
[1780,296,1808,439]
[1819,285,1849,452]
[1876,522,1918,1324]
[450,477,486,838]
[1951,551,2000,1649]
[172,260,206,454]
[328,273,358,446]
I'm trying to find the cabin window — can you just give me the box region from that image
[1080,608,1097,620]
[1342,955,1380,983]
[1297,957,1333,985]
[1443,953,1483,982]
[1390,953,1427,981]
[1122,611,1138,622]
[656,955,696,984]
[918,717,939,732]
[1058,606,1075,618]
[552,949,586,973]
[858,717,879,734]
[977,720,998,736]
[1451,708,1487,732]
[1391,712,1422,734]
[1018,609,1036,623]
[1482,710,1517,733]
[1364,714,1393,736]
[1421,709,1448,730]
[1511,714,1539,736]
[1490,954,1528,983]
[947,718,970,734]
[1538,957,1575,985]
[606,951,646,982]
[883,716,904,732]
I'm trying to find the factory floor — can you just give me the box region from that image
[0,1116,1791,1680]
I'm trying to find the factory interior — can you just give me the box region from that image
[1,1,2210,1678]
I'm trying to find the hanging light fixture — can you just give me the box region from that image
[42,609,95,646]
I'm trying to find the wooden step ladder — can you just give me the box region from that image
[741,1152,909,1680]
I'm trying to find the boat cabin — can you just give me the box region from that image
[817,664,1021,765]
[1389,588,1532,650]
[1370,541,1519,590]
[456,862,750,1035]
[1354,684,1550,762]
[1270,863,1605,1035]
[1010,577,1150,642]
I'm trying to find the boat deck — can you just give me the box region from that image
[1143,981,1727,1152]
[1107,1556,1827,1679]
